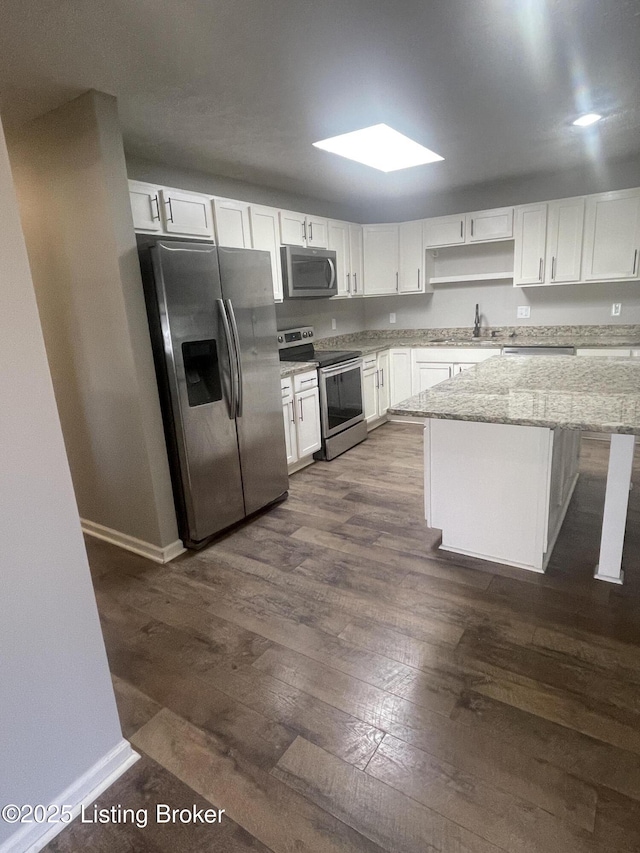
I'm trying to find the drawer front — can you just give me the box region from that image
[363,354,378,371]
[281,377,293,400]
[294,370,319,393]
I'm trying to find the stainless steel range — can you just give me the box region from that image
[277,326,368,460]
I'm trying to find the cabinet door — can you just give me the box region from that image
[362,368,379,424]
[249,205,283,302]
[412,362,452,393]
[327,221,351,297]
[306,217,328,249]
[349,224,364,296]
[129,181,162,232]
[279,210,306,246]
[363,224,399,295]
[389,350,412,405]
[282,398,298,466]
[467,208,513,242]
[582,189,640,281]
[377,351,390,415]
[160,189,214,238]
[212,198,251,248]
[514,204,547,286]
[398,220,424,293]
[295,387,322,456]
[546,198,584,284]
[424,215,465,248]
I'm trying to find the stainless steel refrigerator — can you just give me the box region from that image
[138,237,289,548]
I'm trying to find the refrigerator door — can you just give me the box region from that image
[150,241,245,544]
[218,248,289,515]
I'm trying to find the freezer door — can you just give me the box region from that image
[218,248,289,515]
[150,241,245,543]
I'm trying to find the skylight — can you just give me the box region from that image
[313,124,444,172]
[573,113,602,127]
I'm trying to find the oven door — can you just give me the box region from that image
[319,359,364,439]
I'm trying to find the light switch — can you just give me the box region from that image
[331,318,337,330]
[517,306,530,319]
[611,303,622,317]
[389,313,396,324]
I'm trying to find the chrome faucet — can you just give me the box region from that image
[473,303,481,338]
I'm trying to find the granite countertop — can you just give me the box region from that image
[280,360,318,378]
[315,325,640,354]
[388,355,640,435]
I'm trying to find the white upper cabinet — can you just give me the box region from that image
[212,198,252,248]
[546,197,584,284]
[582,188,640,281]
[249,204,283,302]
[514,204,548,286]
[398,220,425,293]
[424,214,465,248]
[363,224,400,295]
[327,220,351,297]
[467,207,513,242]
[279,210,328,248]
[349,224,363,296]
[129,181,162,232]
[159,188,215,238]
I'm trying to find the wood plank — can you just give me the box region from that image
[272,736,505,853]
[366,735,604,853]
[110,674,162,739]
[131,709,388,853]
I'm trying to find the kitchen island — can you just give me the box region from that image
[389,355,639,583]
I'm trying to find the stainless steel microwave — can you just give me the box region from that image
[281,245,337,298]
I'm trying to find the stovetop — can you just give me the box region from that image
[283,348,361,368]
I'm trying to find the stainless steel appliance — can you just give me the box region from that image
[502,346,576,355]
[281,246,338,299]
[138,237,289,548]
[277,326,367,460]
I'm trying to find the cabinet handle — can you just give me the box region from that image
[299,398,304,422]
[346,272,351,294]
[165,197,174,223]
[538,258,543,281]
[290,401,295,424]
[634,249,638,276]
[470,219,474,237]
[380,368,384,387]
[375,370,380,389]
[551,256,556,280]
[417,269,420,290]
[302,222,306,241]
[353,272,357,293]
[460,220,463,238]
[309,222,313,240]
[396,271,399,291]
[151,194,160,221]
[299,378,315,386]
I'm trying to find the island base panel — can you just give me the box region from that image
[424,418,580,573]
[594,433,635,584]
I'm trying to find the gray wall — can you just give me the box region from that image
[276,297,366,339]
[363,279,640,331]
[0,111,123,846]
[9,91,179,549]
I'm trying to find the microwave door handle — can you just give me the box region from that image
[225,298,243,417]
[217,299,237,419]
[327,257,336,290]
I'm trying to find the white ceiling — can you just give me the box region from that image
[1,0,639,207]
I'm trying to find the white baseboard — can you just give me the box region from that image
[81,519,185,564]
[1,740,139,853]
[287,455,317,475]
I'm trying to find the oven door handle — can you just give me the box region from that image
[319,358,362,377]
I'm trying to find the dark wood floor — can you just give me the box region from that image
[45,423,640,853]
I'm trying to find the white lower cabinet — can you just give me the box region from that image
[389,349,413,405]
[362,351,390,427]
[281,371,321,470]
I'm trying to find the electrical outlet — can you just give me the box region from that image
[389,313,396,324]
[331,318,337,330]
[517,305,530,319]
[611,303,622,317]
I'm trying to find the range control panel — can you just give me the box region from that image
[277,326,315,349]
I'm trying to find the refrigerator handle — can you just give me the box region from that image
[217,299,238,419]
[225,298,243,418]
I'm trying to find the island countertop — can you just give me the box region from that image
[388,355,640,435]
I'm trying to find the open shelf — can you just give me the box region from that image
[426,240,514,287]
[429,271,514,284]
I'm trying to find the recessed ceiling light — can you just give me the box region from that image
[573,113,602,127]
[313,124,444,172]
